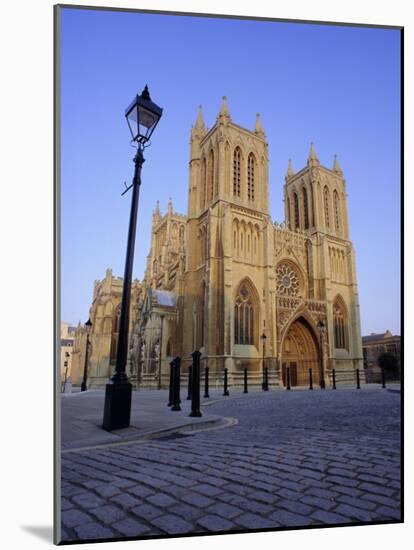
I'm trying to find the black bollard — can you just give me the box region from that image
[187,365,192,400]
[356,368,361,389]
[286,366,291,391]
[171,357,181,411]
[204,366,210,399]
[190,351,202,417]
[168,360,174,406]
[223,367,230,396]
[263,367,269,391]
[332,368,336,390]
[381,367,386,389]
[243,367,248,394]
[309,368,313,390]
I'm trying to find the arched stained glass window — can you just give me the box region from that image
[208,149,215,202]
[334,190,341,232]
[293,192,300,229]
[234,283,255,345]
[200,157,206,209]
[333,298,348,350]
[324,186,330,229]
[302,187,309,229]
[247,153,255,201]
[233,147,241,197]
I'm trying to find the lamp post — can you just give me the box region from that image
[62,351,70,393]
[103,85,163,431]
[317,320,326,389]
[260,333,267,390]
[158,314,165,390]
[81,319,92,391]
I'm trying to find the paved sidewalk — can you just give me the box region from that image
[61,389,230,451]
[60,387,401,542]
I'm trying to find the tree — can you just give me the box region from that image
[378,352,400,380]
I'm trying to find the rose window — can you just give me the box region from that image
[276,264,300,296]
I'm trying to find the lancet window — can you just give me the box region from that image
[333,298,348,350]
[334,190,341,232]
[247,153,255,201]
[233,147,241,197]
[324,186,330,229]
[234,283,256,345]
[293,192,300,229]
[302,187,309,229]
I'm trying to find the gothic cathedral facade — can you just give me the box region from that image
[75,97,363,389]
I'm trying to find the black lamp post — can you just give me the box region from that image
[317,320,326,389]
[62,351,70,393]
[158,314,165,390]
[81,319,92,391]
[103,85,163,431]
[260,333,267,390]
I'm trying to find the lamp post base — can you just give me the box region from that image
[102,380,132,431]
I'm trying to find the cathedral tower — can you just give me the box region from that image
[182,98,271,381]
[282,143,363,381]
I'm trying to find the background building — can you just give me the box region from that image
[362,330,401,382]
[60,322,76,390]
[75,99,364,389]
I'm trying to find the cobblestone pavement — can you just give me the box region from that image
[60,388,401,542]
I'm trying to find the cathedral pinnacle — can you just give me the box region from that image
[333,154,343,175]
[254,113,265,138]
[307,142,320,166]
[191,104,207,140]
[167,197,173,215]
[286,159,295,179]
[217,96,231,123]
[152,200,161,225]
[195,105,206,131]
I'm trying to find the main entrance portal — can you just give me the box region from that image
[281,317,320,387]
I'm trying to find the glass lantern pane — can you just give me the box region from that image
[126,108,139,140]
[138,106,159,129]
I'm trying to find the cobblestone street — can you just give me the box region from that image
[60,388,401,542]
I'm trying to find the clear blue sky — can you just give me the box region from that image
[60,7,401,335]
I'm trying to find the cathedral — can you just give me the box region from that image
[72,97,363,389]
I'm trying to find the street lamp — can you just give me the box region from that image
[260,333,267,390]
[158,314,165,390]
[317,320,326,389]
[103,85,163,431]
[81,319,92,391]
[62,351,70,393]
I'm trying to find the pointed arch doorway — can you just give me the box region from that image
[281,316,320,387]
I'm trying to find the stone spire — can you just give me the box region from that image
[195,105,206,132]
[254,113,265,138]
[152,200,161,226]
[333,154,343,176]
[191,105,207,141]
[167,197,173,215]
[307,142,320,167]
[286,159,295,179]
[217,96,231,123]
